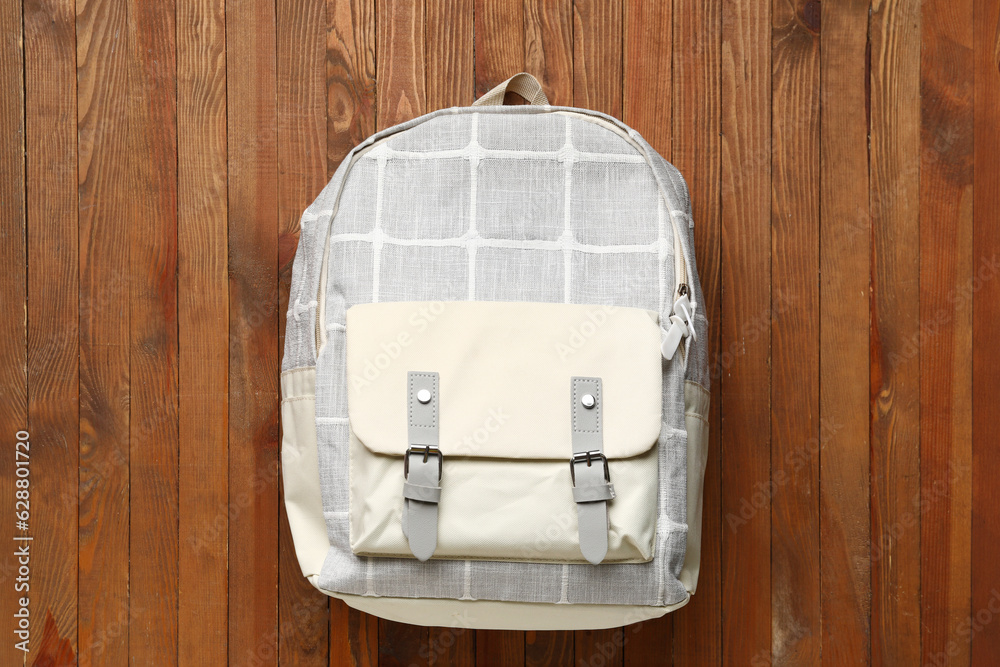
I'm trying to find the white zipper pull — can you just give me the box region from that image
[661,288,696,360]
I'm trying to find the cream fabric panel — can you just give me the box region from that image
[345,301,662,460]
[280,368,330,581]
[678,380,710,593]
[332,592,691,631]
[349,429,658,563]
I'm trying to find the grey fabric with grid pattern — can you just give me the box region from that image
[282,104,709,607]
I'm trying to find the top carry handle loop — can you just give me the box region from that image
[473,73,550,107]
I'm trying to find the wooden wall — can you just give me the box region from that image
[0,0,998,664]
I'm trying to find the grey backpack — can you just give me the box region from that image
[281,73,710,630]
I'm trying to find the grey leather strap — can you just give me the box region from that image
[570,377,614,564]
[402,372,441,561]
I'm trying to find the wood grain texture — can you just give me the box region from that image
[869,0,922,663]
[23,1,80,665]
[177,0,229,662]
[624,0,672,157]
[127,0,180,661]
[524,0,573,106]
[819,0,873,664]
[670,0,722,662]
[278,0,330,660]
[720,0,772,662]
[326,0,376,176]
[572,0,622,118]
[429,624,476,666]
[381,618,430,667]
[621,2,673,661]
[474,0,525,96]
[525,630,573,667]
[971,0,1000,663]
[324,3,378,662]
[423,9,474,664]
[0,0,25,434]
[770,0,821,664]
[330,600,378,667]
[469,2,545,658]
[575,627,623,667]
[919,0,974,664]
[0,1,26,665]
[227,0,281,664]
[4,1,1000,663]
[477,630,524,666]
[625,617,669,667]
[373,3,431,663]
[426,0,474,109]
[377,0,427,130]
[571,6,625,660]
[76,0,130,663]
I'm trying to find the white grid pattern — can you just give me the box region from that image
[319,113,688,333]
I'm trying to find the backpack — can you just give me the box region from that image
[281,73,710,630]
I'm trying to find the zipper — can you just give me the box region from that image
[314,138,389,351]
[315,109,692,353]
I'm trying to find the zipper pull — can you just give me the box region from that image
[660,290,696,361]
[660,315,688,360]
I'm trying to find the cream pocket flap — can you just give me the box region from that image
[346,301,662,460]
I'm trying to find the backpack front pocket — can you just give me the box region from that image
[345,301,662,564]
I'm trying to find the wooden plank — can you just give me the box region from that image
[324,150,379,667]
[670,0,722,661]
[770,1,821,664]
[474,0,524,96]
[818,0,872,664]
[326,0,376,177]
[228,0,281,663]
[625,619,669,667]
[971,0,1000,663]
[429,625,476,666]
[0,1,28,665]
[869,0,922,663]
[526,630,573,667]
[572,0,622,118]
[622,3,673,661]
[76,0,130,662]
[126,0,180,661]
[424,7,475,664]
[330,601,378,666]
[524,0,572,106]
[0,0,25,438]
[623,0,671,157]
[374,2,429,663]
[477,630,524,666]
[575,628,623,667]
[326,1,377,663]
[426,0,474,109]
[571,5,625,662]
[380,618,429,667]
[278,0,330,660]
[377,0,426,130]
[720,0,771,662]
[469,1,537,660]
[177,0,229,662]
[919,0,974,664]
[21,0,80,664]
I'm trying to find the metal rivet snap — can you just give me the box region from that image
[417,389,432,404]
[581,394,596,409]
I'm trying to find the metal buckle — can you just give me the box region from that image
[570,450,610,485]
[404,445,443,480]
